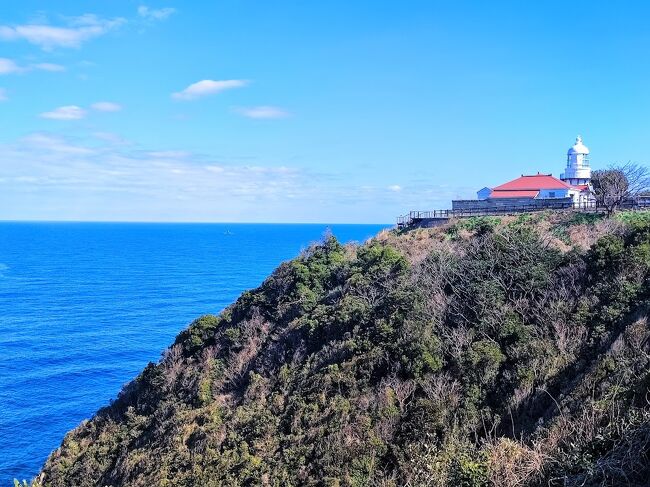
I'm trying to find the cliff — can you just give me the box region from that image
[37,212,650,486]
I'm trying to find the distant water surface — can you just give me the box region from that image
[0,222,388,483]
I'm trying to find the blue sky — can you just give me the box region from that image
[1,1,649,223]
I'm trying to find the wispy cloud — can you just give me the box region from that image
[172,79,248,101]
[388,185,402,192]
[0,58,66,74]
[91,101,122,112]
[0,131,470,222]
[32,62,65,72]
[92,132,131,146]
[0,14,126,50]
[137,6,176,21]
[40,102,123,119]
[0,132,311,220]
[39,105,87,120]
[20,133,95,154]
[235,106,290,119]
[146,150,192,159]
[0,58,22,74]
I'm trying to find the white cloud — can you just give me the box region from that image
[0,88,7,102]
[21,133,95,154]
[40,105,87,120]
[388,185,402,192]
[138,6,176,21]
[147,150,192,159]
[91,101,122,112]
[40,102,123,119]
[172,79,248,101]
[0,15,126,50]
[93,132,131,146]
[236,106,289,119]
[32,62,66,72]
[0,132,313,221]
[0,58,66,74]
[0,131,473,222]
[0,58,22,74]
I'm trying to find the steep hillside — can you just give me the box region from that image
[37,212,650,486]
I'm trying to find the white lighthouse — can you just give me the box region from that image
[560,135,591,186]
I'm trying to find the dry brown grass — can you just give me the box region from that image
[379,211,607,266]
[375,225,458,265]
[567,217,626,250]
[484,437,546,487]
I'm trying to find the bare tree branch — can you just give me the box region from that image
[592,162,650,216]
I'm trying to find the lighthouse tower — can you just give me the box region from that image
[560,135,591,186]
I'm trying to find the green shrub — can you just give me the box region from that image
[449,455,489,487]
[39,214,650,486]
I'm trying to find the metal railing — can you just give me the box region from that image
[396,198,650,228]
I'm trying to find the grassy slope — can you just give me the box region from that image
[37,211,650,487]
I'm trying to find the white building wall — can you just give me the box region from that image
[538,188,569,199]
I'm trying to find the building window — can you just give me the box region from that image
[548,191,556,198]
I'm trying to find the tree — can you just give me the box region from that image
[591,162,650,216]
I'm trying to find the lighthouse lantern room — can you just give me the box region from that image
[560,135,591,186]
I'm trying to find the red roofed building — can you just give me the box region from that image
[453,136,595,210]
[477,172,590,201]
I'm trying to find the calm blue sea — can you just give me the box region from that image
[0,222,388,484]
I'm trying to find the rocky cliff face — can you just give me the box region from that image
[38,212,650,486]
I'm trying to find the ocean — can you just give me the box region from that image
[0,222,388,484]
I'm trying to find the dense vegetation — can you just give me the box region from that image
[36,212,650,486]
